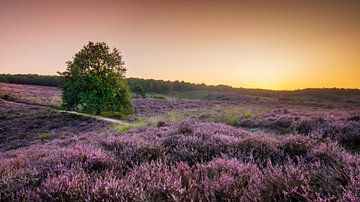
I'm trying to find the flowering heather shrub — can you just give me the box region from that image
[325,121,360,149]
[236,110,360,150]
[163,132,232,165]
[297,119,319,135]
[106,140,165,172]
[192,159,258,201]
[39,171,92,201]
[0,144,117,201]
[279,135,316,161]
[39,170,131,201]
[305,120,360,150]
[228,134,280,166]
[118,162,189,201]
[348,115,360,122]
[178,121,194,134]
[250,161,334,201]
[132,98,219,117]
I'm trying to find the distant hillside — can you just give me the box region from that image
[0,74,229,92]
[1,74,359,103]
[0,74,63,87]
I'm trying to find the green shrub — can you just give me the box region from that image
[37,133,53,141]
[153,96,166,100]
[1,94,14,101]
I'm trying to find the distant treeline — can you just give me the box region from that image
[127,78,233,93]
[0,74,63,87]
[0,74,229,92]
[0,74,359,101]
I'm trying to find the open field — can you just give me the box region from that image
[1,82,360,201]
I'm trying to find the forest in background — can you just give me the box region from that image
[0,74,359,103]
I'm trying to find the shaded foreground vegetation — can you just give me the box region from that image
[0,99,109,152]
[1,122,359,201]
[0,82,360,201]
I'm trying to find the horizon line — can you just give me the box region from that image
[1,73,359,91]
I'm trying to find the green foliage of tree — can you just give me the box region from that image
[134,84,146,98]
[59,42,132,115]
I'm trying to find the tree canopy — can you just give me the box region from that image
[133,84,146,98]
[59,42,132,115]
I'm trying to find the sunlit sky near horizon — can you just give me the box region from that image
[0,0,360,90]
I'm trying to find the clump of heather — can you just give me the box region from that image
[192,159,258,201]
[118,162,189,201]
[102,137,165,172]
[0,144,117,201]
[302,119,360,150]
[131,98,219,117]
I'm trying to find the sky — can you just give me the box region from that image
[0,0,359,90]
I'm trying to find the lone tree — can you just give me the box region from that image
[59,41,132,115]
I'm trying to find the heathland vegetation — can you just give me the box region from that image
[0,82,359,200]
[0,42,359,201]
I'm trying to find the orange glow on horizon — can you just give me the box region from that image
[0,0,359,90]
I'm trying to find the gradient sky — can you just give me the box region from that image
[0,0,359,89]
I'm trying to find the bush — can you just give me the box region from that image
[153,95,166,100]
[37,133,53,141]
[348,115,360,122]
[178,122,193,134]
[229,135,280,166]
[101,138,165,171]
[297,120,318,135]
[1,94,14,101]
[266,118,294,134]
[192,159,257,201]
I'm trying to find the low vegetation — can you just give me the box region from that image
[1,123,359,201]
[1,82,359,201]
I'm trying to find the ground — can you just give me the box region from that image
[0,82,359,201]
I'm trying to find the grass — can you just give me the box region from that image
[100,111,127,119]
[113,111,188,132]
[211,107,257,126]
[114,117,148,132]
[37,133,53,141]
[113,107,260,132]
[152,95,167,100]
[172,90,212,100]
[158,111,185,122]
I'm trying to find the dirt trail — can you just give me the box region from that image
[58,110,129,125]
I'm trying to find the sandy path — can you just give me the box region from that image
[58,110,129,125]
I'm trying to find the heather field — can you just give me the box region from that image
[0,99,109,152]
[0,82,61,107]
[1,82,360,201]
